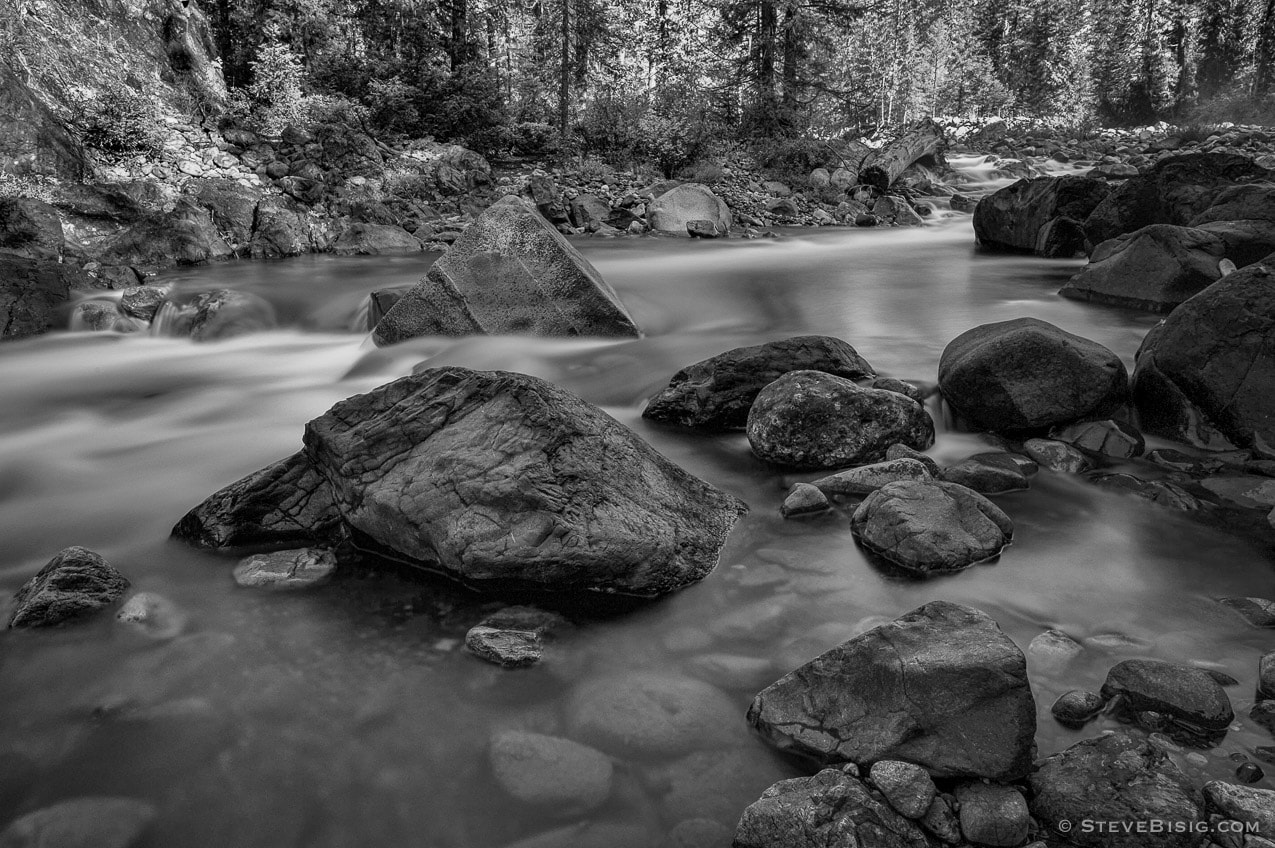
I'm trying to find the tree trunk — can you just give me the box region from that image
[559,0,571,140]
[859,118,946,191]
[1257,0,1275,95]
[781,4,799,112]
[755,0,777,115]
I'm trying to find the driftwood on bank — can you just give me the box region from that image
[859,118,947,191]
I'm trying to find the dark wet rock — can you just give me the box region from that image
[651,748,801,825]
[1133,262,1275,455]
[1202,782,1275,835]
[565,673,737,758]
[1189,181,1275,226]
[871,377,927,403]
[733,767,932,848]
[1085,472,1205,510]
[973,175,1110,257]
[1029,731,1202,848]
[115,592,187,640]
[1101,658,1234,737]
[648,183,732,235]
[780,483,831,518]
[118,286,169,322]
[172,451,343,551]
[873,196,925,227]
[0,256,82,341]
[747,371,934,470]
[1023,438,1094,473]
[868,760,936,819]
[1219,597,1275,628]
[1060,224,1226,312]
[642,335,874,430]
[99,200,232,268]
[568,193,610,231]
[939,453,1031,494]
[811,457,934,497]
[1197,475,1275,511]
[0,197,65,260]
[0,796,156,848]
[885,443,941,475]
[747,601,1036,780]
[233,548,336,590]
[1261,651,1275,701]
[373,196,639,344]
[186,289,277,341]
[72,300,136,332]
[1092,162,1140,179]
[189,179,260,251]
[488,731,612,816]
[851,481,1013,575]
[1084,153,1275,245]
[248,196,314,259]
[362,288,405,331]
[955,781,1030,847]
[1051,690,1106,727]
[1146,447,1228,474]
[939,318,1129,432]
[1236,762,1267,783]
[332,223,421,255]
[465,605,566,668]
[8,547,129,628]
[304,368,746,597]
[1052,419,1145,459]
[1195,219,1275,268]
[686,219,725,238]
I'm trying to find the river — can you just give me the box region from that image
[0,209,1271,846]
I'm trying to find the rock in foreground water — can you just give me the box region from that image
[642,336,874,429]
[372,195,639,344]
[233,548,337,590]
[851,480,1013,574]
[747,371,934,469]
[565,673,737,757]
[1029,731,1203,848]
[973,175,1109,257]
[1132,262,1275,455]
[488,731,613,816]
[1100,659,1234,737]
[9,547,129,628]
[1059,224,1226,312]
[939,317,1129,432]
[747,601,1036,780]
[465,605,566,667]
[0,796,156,848]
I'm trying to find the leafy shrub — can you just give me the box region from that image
[511,122,558,155]
[365,76,423,137]
[577,93,645,162]
[75,84,164,155]
[247,29,306,134]
[679,160,726,183]
[305,93,371,129]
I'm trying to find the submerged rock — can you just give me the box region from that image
[565,673,737,758]
[465,605,567,668]
[0,796,156,848]
[1029,731,1203,848]
[9,547,129,628]
[1101,658,1234,739]
[115,591,187,640]
[747,370,934,470]
[372,195,639,344]
[1059,224,1226,312]
[187,289,277,341]
[734,768,932,848]
[642,336,874,430]
[233,548,337,590]
[747,601,1036,780]
[851,480,1013,575]
[488,731,612,816]
[1133,262,1275,455]
[939,317,1130,432]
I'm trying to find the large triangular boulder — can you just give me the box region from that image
[176,368,746,598]
[1132,261,1275,455]
[1059,224,1226,312]
[747,601,1036,781]
[372,195,639,345]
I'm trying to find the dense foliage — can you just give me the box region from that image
[202,0,1275,158]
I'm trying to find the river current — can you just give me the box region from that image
[0,206,1271,845]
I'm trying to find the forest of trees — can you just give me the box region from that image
[205,0,1275,160]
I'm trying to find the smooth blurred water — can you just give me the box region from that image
[0,214,1272,847]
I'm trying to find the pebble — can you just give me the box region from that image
[1051,690,1105,727]
[464,606,567,668]
[0,797,157,848]
[780,482,830,518]
[233,548,336,590]
[115,591,186,640]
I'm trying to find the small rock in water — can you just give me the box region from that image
[1236,762,1265,783]
[1251,700,1275,733]
[115,591,186,640]
[465,606,567,668]
[868,760,935,819]
[9,547,129,628]
[488,730,613,816]
[1023,437,1093,473]
[1027,628,1084,672]
[1260,651,1275,700]
[1051,690,1105,727]
[233,548,336,590]
[780,483,830,518]
[939,452,1031,494]
[885,443,941,475]
[870,377,926,403]
[1052,418,1145,459]
[811,458,933,497]
[851,480,1013,575]
[118,285,169,322]
[1101,658,1234,741]
[565,673,737,758]
[685,219,723,238]
[955,781,1031,847]
[0,796,157,848]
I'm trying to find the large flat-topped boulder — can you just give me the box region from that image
[1059,224,1226,312]
[747,601,1036,781]
[176,368,746,599]
[372,195,639,344]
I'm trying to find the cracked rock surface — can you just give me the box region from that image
[747,600,1036,781]
[1132,261,1275,455]
[642,335,874,430]
[372,195,639,344]
[747,370,935,469]
[9,546,129,628]
[851,480,1013,574]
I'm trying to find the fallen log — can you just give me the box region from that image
[859,118,947,192]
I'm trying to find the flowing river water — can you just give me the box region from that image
[0,201,1272,846]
